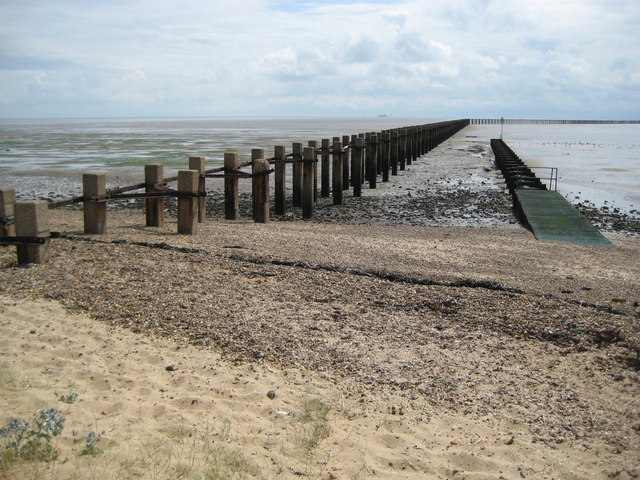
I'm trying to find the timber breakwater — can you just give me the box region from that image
[1,119,469,264]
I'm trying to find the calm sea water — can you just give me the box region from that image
[1,117,638,214]
[474,124,640,214]
[0,117,437,172]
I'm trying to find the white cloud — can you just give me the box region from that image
[0,0,638,118]
[381,9,411,26]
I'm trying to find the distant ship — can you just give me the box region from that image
[377,114,390,118]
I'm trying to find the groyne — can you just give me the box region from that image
[471,118,639,125]
[1,119,470,264]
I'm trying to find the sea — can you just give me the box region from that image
[0,117,638,214]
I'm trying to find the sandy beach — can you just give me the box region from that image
[1,129,639,479]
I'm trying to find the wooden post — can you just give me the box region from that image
[321,139,330,198]
[407,127,414,166]
[302,147,315,219]
[274,145,286,215]
[252,156,270,224]
[376,131,383,174]
[177,170,199,234]
[369,134,378,189]
[358,133,366,184]
[251,149,265,221]
[145,164,164,227]
[189,156,206,223]
[224,152,239,220]
[308,140,318,202]
[364,132,371,183]
[352,137,363,197]
[382,132,390,183]
[83,173,107,234]
[0,188,16,237]
[332,140,343,205]
[342,135,350,190]
[391,130,398,176]
[350,135,358,187]
[292,142,303,207]
[399,129,406,171]
[15,201,51,264]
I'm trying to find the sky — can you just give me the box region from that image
[0,0,638,119]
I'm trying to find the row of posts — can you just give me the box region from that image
[0,120,468,264]
[83,119,468,234]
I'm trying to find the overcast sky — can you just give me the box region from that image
[1,0,638,119]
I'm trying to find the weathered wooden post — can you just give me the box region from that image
[381,132,390,183]
[408,127,413,163]
[350,135,358,187]
[145,164,164,227]
[83,173,107,234]
[352,137,363,197]
[376,131,383,175]
[308,140,318,202]
[15,200,51,264]
[399,129,406,171]
[342,135,350,190]
[292,142,303,208]
[251,149,265,221]
[189,156,206,223]
[302,146,315,219]
[0,188,16,237]
[177,170,199,234]
[332,140,343,205]
[274,145,286,215]
[321,138,330,198]
[391,130,398,176]
[358,133,366,184]
[369,134,378,189]
[224,152,239,220]
[364,132,372,183]
[252,153,270,224]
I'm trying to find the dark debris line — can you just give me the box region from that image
[47,232,631,320]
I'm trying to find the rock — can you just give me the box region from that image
[165,365,176,371]
[267,390,276,400]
